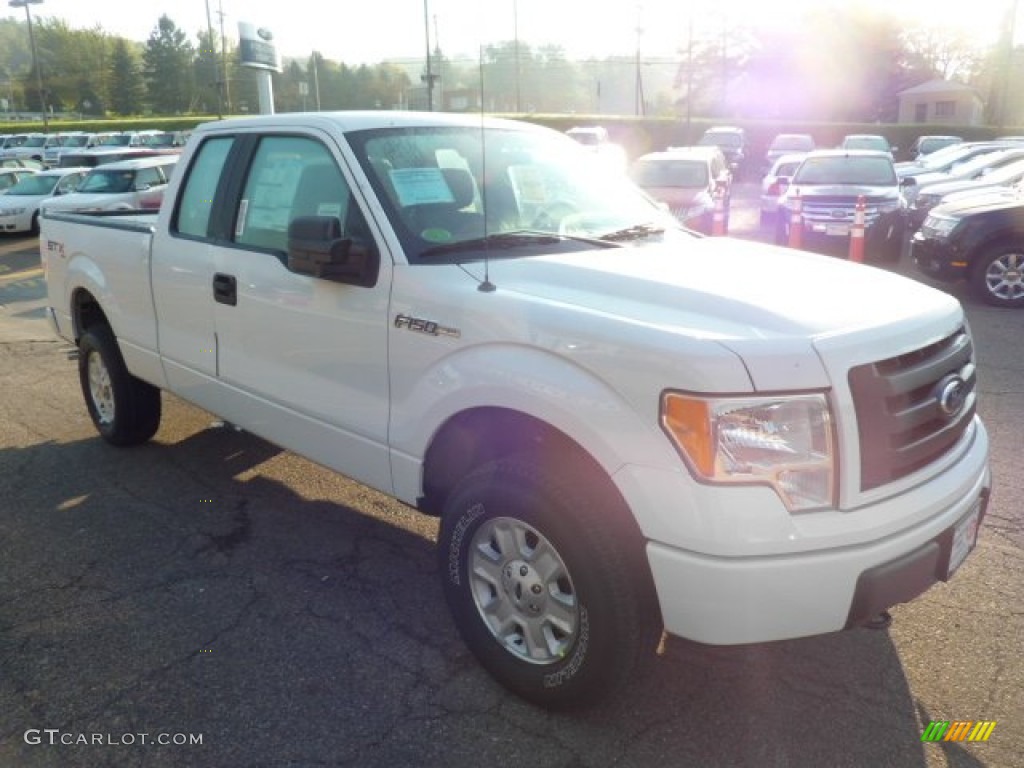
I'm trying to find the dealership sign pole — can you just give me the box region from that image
[238,22,281,115]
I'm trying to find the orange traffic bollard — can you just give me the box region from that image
[787,189,802,249]
[849,195,866,262]
[711,187,726,236]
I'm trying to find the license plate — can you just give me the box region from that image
[825,224,850,236]
[947,501,982,578]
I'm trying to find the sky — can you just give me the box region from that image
[3,0,1017,66]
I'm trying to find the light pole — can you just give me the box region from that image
[9,0,47,131]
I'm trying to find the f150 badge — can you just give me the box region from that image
[394,313,460,338]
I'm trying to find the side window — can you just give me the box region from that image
[234,135,357,254]
[174,137,234,239]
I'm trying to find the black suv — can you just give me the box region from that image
[775,149,909,261]
[911,189,1024,308]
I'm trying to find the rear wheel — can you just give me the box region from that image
[970,245,1024,308]
[78,325,161,446]
[438,456,659,709]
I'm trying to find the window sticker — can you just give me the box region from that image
[507,164,548,204]
[390,168,455,207]
[235,199,249,237]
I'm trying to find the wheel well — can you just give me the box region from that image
[422,407,660,622]
[970,236,1021,274]
[71,288,109,341]
[420,407,617,518]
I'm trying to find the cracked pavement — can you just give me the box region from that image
[1,193,1021,766]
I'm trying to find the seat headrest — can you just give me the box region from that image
[441,167,476,209]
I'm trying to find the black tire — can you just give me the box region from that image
[29,211,40,236]
[970,245,1024,308]
[438,456,659,710]
[78,325,161,446]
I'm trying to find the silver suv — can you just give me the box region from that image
[775,149,908,261]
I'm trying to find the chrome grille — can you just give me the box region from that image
[848,328,976,491]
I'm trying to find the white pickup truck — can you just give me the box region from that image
[42,112,991,709]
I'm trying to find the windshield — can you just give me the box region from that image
[699,132,742,149]
[793,155,897,185]
[22,136,46,148]
[6,175,61,196]
[630,158,708,188]
[77,169,137,194]
[96,134,132,147]
[63,135,92,148]
[347,123,684,264]
[843,136,889,152]
[771,135,814,151]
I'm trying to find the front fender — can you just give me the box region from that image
[388,342,681,506]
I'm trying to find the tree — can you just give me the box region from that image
[109,39,145,116]
[143,15,194,114]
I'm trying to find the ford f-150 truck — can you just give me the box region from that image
[42,111,991,710]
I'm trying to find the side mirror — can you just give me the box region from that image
[287,215,379,287]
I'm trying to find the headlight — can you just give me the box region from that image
[660,392,835,512]
[921,213,959,237]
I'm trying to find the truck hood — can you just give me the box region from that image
[488,236,956,341]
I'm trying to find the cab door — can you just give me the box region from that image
[209,132,394,494]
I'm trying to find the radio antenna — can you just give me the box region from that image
[477,43,495,293]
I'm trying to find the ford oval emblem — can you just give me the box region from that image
[935,374,967,417]
[257,27,273,41]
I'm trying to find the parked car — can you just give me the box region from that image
[56,147,168,169]
[41,156,178,214]
[0,167,89,234]
[0,167,38,194]
[565,126,627,171]
[697,125,747,176]
[628,146,732,234]
[759,153,807,226]
[895,140,1022,180]
[42,132,97,168]
[0,132,47,163]
[763,133,815,170]
[907,134,962,162]
[907,150,1024,228]
[911,189,1024,307]
[775,149,908,261]
[840,133,895,156]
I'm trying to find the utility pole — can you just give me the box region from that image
[203,0,223,117]
[634,4,645,116]
[217,0,231,113]
[422,0,437,110]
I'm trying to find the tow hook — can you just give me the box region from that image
[863,611,892,630]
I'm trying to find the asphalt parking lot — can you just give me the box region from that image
[1,186,1021,767]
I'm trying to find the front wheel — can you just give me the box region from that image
[970,245,1024,308]
[438,456,659,710]
[78,325,162,446]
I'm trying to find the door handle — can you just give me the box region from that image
[213,273,237,306]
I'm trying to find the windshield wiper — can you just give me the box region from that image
[419,230,617,259]
[597,223,666,242]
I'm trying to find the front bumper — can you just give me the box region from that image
[910,232,967,282]
[620,418,990,646]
